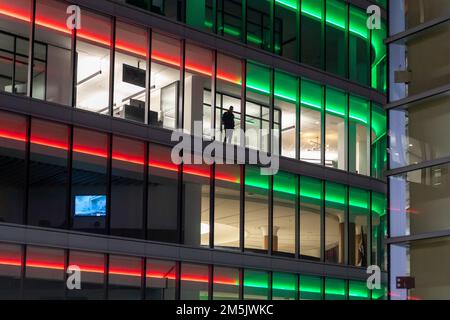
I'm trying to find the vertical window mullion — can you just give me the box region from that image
[211,51,218,140]
[24,116,31,226]
[320,180,325,262]
[145,29,152,125]
[71,27,77,107]
[295,175,300,259]
[240,165,245,252]
[106,134,113,236]
[108,17,116,117]
[26,0,36,97]
[66,126,74,230]
[210,164,215,248]
[143,142,149,240]
[179,40,186,130]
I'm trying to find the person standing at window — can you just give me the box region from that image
[222,106,235,144]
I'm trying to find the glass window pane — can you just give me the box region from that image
[325,87,347,170]
[246,62,271,152]
[349,280,370,300]
[349,6,370,86]
[372,20,386,92]
[245,166,269,252]
[389,92,450,169]
[67,251,105,300]
[300,177,322,260]
[0,111,27,224]
[71,128,108,234]
[183,163,210,247]
[349,95,370,176]
[149,0,182,20]
[0,0,31,95]
[243,269,269,300]
[148,143,180,243]
[28,119,69,229]
[33,0,72,105]
[216,53,242,145]
[301,0,324,69]
[299,275,322,300]
[108,255,142,300]
[325,182,346,264]
[349,188,370,267]
[247,0,273,52]
[150,33,181,130]
[371,103,387,179]
[372,192,387,271]
[75,11,111,114]
[213,266,239,300]
[184,43,213,137]
[0,243,22,299]
[273,171,297,255]
[111,136,145,238]
[274,71,298,158]
[218,0,243,41]
[325,278,346,300]
[326,0,347,77]
[275,0,298,59]
[300,80,323,164]
[24,246,65,299]
[145,259,176,300]
[113,21,148,123]
[390,163,450,237]
[272,272,297,300]
[214,164,241,249]
[180,263,209,300]
[186,0,214,32]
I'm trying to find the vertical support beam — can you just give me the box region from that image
[239,268,244,299]
[268,174,274,255]
[211,50,218,140]
[268,271,273,300]
[66,126,74,230]
[70,27,77,108]
[208,264,214,300]
[141,257,147,300]
[179,40,186,130]
[26,0,36,98]
[106,134,113,236]
[295,175,300,259]
[209,164,215,248]
[145,29,153,125]
[23,116,31,226]
[143,142,149,240]
[240,164,245,252]
[175,261,181,300]
[108,17,116,117]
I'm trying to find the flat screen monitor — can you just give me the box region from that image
[74,195,106,217]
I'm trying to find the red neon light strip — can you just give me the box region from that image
[0,131,239,183]
[0,6,241,85]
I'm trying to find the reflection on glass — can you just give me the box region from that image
[24,246,65,299]
[273,171,296,255]
[183,163,210,247]
[300,177,322,260]
[75,11,111,114]
[274,71,298,158]
[213,266,239,300]
[244,269,269,300]
[108,255,142,300]
[349,188,369,267]
[300,80,323,164]
[325,182,346,264]
[273,272,297,300]
[150,33,181,129]
[33,0,72,105]
[0,243,22,299]
[214,164,240,249]
[110,136,145,239]
[325,87,347,170]
[28,119,69,229]
[299,275,322,300]
[244,166,269,252]
[325,278,346,300]
[349,95,370,176]
[180,263,209,300]
[113,22,148,123]
[326,0,347,78]
[146,259,176,300]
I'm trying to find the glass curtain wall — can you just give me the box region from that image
[325,87,347,170]
[349,187,370,267]
[301,0,324,69]
[325,182,346,264]
[349,95,370,176]
[274,71,298,158]
[275,0,298,60]
[325,0,348,78]
[246,0,273,52]
[300,80,323,165]
[113,22,148,123]
[300,176,322,260]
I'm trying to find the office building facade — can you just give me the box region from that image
[0,0,387,300]
[388,0,450,300]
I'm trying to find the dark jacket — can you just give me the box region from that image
[222,111,235,129]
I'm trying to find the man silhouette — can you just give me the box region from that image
[222,106,235,144]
